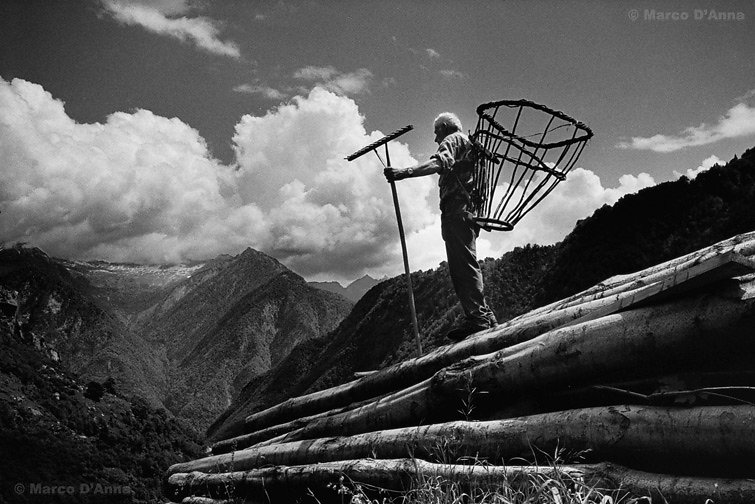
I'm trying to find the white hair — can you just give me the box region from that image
[434,112,462,132]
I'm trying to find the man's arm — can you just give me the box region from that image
[384,158,441,182]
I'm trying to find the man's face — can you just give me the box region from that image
[434,124,447,145]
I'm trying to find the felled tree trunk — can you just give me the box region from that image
[166,458,585,501]
[519,232,755,320]
[239,246,755,438]
[479,373,755,422]
[167,459,755,504]
[248,287,755,447]
[169,404,755,478]
[176,497,233,504]
[212,389,398,455]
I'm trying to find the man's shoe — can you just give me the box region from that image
[446,319,491,342]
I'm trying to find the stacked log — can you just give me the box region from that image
[166,231,755,503]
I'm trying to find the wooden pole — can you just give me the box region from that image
[386,143,422,356]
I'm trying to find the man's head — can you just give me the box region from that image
[433,112,462,144]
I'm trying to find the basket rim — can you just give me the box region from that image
[475,98,594,148]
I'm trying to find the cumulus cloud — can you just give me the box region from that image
[617,95,755,152]
[293,66,373,96]
[232,87,434,278]
[0,77,435,282]
[673,155,723,180]
[0,77,264,263]
[101,0,241,58]
[426,48,440,59]
[1,76,659,283]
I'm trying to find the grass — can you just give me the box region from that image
[315,457,650,504]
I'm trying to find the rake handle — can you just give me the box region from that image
[386,144,422,356]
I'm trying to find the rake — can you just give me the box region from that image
[346,125,422,356]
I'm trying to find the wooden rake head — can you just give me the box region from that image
[346,125,413,166]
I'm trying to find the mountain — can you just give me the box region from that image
[0,246,166,407]
[209,146,755,441]
[0,307,203,503]
[309,274,381,303]
[163,268,353,430]
[0,246,353,433]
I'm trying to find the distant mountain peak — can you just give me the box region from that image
[309,274,381,303]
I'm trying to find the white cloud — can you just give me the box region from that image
[232,87,434,278]
[293,66,373,96]
[426,48,440,59]
[673,155,723,180]
[101,0,241,58]
[617,94,755,152]
[293,66,340,81]
[0,77,264,263]
[439,69,466,80]
[233,83,286,100]
[0,78,435,282]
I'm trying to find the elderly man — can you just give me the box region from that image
[384,112,497,341]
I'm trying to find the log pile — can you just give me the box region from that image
[165,231,755,503]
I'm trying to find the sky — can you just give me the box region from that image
[1,0,754,284]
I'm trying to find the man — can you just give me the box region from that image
[384,112,497,341]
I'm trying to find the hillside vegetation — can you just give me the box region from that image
[0,329,203,503]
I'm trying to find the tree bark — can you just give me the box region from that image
[169,405,755,478]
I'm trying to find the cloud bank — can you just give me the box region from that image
[0,77,432,281]
[617,95,755,152]
[101,0,241,58]
[1,77,656,281]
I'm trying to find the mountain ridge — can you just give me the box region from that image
[0,245,354,432]
[309,274,382,303]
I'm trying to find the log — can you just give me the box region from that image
[595,463,755,504]
[213,384,421,455]
[168,405,755,478]
[250,285,755,446]
[166,459,585,500]
[480,360,755,418]
[179,498,233,504]
[239,252,754,438]
[353,370,378,377]
[514,245,755,324]
[166,459,755,504]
